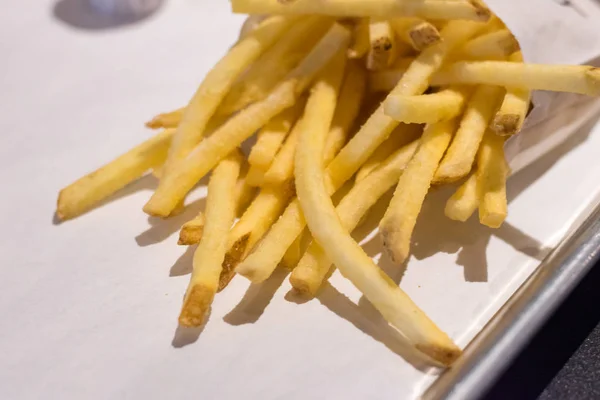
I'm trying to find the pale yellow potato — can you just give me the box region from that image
[477,131,508,228]
[290,139,419,296]
[348,18,369,59]
[367,57,414,92]
[57,129,174,221]
[384,86,472,124]
[380,119,459,264]
[262,117,304,186]
[456,29,520,60]
[179,151,243,327]
[293,81,461,366]
[143,24,351,217]
[145,107,185,129]
[445,173,478,222]
[231,0,491,22]
[435,85,504,183]
[367,19,405,71]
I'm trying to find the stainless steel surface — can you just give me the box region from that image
[423,197,600,400]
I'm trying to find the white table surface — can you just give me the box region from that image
[3,1,600,399]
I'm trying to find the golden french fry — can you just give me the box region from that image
[234,174,257,216]
[455,29,520,60]
[384,86,472,124]
[477,131,508,228]
[291,139,419,296]
[348,19,369,58]
[445,173,478,222]
[236,46,349,283]
[178,211,205,245]
[367,19,405,71]
[57,129,174,221]
[143,24,351,217]
[281,231,304,270]
[262,117,304,186]
[236,21,485,282]
[219,17,332,116]
[231,0,491,22]
[293,79,461,365]
[145,108,185,129]
[355,123,422,182]
[367,57,414,92]
[160,16,297,182]
[380,119,459,264]
[179,151,243,327]
[491,51,531,136]
[245,165,267,187]
[391,18,442,51]
[239,14,268,40]
[435,85,504,183]
[432,61,600,96]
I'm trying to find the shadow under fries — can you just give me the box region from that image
[171,312,210,348]
[224,268,290,326]
[53,173,158,225]
[135,196,207,247]
[52,0,162,31]
[169,245,196,277]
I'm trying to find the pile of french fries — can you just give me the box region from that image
[56,0,600,366]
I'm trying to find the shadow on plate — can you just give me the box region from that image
[52,0,162,31]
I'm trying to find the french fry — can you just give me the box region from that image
[219,17,332,116]
[245,165,267,187]
[367,57,414,92]
[491,51,531,136]
[355,123,422,182]
[160,16,298,182]
[444,173,478,222]
[236,59,366,283]
[380,119,459,264]
[291,139,419,296]
[248,100,305,170]
[56,129,174,221]
[145,107,185,129]
[477,131,508,228]
[384,86,472,124]
[178,151,243,327]
[234,174,257,216]
[236,21,484,282]
[348,19,369,59]
[455,29,520,60]
[231,0,491,22]
[178,211,205,245]
[391,18,442,51]
[281,232,304,270]
[143,24,352,217]
[262,118,304,186]
[435,85,504,183]
[239,14,268,40]
[432,61,600,96]
[367,19,403,71]
[293,79,461,365]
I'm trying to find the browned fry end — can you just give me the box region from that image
[409,25,441,51]
[178,284,216,327]
[373,37,393,52]
[218,233,251,292]
[491,114,521,136]
[177,225,204,246]
[416,343,462,367]
[469,0,492,21]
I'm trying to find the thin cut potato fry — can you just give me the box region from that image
[384,86,472,124]
[245,165,267,187]
[231,0,491,22]
[367,57,414,92]
[432,61,600,95]
[219,181,296,290]
[391,18,442,51]
[248,100,305,169]
[219,17,332,116]
[57,129,174,221]
[356,123,422,182]
[291,139,420,296]
[262,118,304,186]
[445,173,479,222]
[477,131,508,228]
[236,47,349,283]
[143,24,352,217]
[178,211,205,245]
[160,16,297,181]
[348,19,369,59]
[281,232,304,270]
[491,51,531,136]
[293,83,461,365]
[367,19,402,71]
[435,85,504,183]
[178,151,243,327]
[455,29,520,60]
[380,119,459,264]
[236,21,486,282]
[239,14,268,40]
[146,107,185,129]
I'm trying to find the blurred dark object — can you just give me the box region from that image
[483,263,600,399]
[53,0,163,31]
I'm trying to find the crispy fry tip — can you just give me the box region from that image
[491,114,521,136]
[178,284,215,327]
[416,343,462,366]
